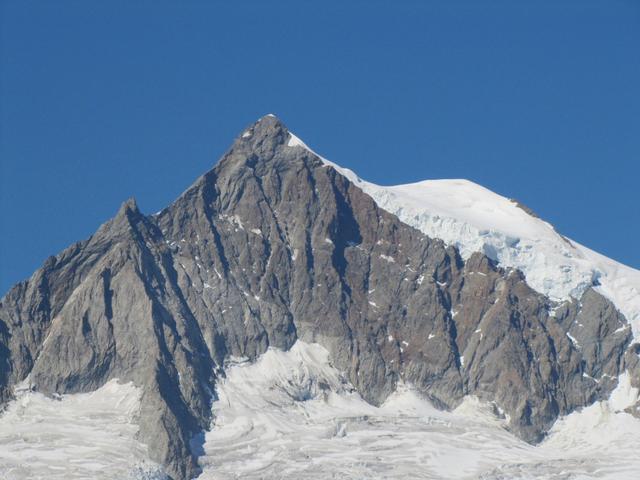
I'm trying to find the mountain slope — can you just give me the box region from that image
[1,115,638,479]
[305,136,640,336]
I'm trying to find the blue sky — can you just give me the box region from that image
[1,1,639,294]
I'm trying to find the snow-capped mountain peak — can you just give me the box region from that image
[2,116,638,479]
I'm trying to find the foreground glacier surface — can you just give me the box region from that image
[197,341,640,480]
[0,334,640,480]
[0,380,165,479]
[3,341,638,479]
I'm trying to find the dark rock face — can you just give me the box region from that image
[0,115,636,479]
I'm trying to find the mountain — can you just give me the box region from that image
[1,115,639,480]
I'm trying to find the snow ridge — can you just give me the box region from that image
[287,131,640,339]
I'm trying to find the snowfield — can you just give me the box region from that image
[2,344,637,480]
[0,380,165,480]
[198,341,640,480]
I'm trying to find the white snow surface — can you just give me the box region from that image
[198,341,640,479]
[0,380,165,480]
[287,131,640,338]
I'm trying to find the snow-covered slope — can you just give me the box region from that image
[198,341,640,479]
[288,132,640,338]
[0,380,164,480]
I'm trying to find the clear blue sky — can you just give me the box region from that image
[1,1,639,294]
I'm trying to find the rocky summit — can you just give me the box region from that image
[1,115,639,479]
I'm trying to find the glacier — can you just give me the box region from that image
[0,380,165,480]
[3,343,637,479]
[197,341,640,479]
